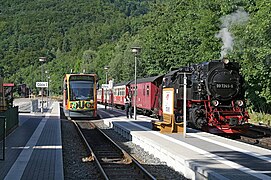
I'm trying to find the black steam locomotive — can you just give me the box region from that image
[164,58,249,133]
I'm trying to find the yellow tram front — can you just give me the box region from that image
[63,74,97,119]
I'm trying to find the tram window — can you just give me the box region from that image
[69,81,94,101]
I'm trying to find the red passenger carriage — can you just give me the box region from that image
[113,81,130,109]
[97,88,104,104]
[97,75,164,118]
[129,75,163,117]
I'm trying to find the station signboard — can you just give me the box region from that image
[36,82,48,88]
[101,84,109,89]
[163,88,174,115]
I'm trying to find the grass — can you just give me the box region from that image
[248,111,271,126]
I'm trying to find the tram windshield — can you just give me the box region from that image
[69,80,94,101]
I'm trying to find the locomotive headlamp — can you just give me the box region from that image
[236,100,244,107]
[211,100,219,106]
[223,58,230,64]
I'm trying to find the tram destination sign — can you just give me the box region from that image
[36,82,48,88]
[69,75,94,81]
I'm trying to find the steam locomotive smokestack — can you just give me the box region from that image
[215,8,249,59]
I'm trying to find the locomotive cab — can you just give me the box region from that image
[163,67,193,123]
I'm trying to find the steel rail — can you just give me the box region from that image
[73,120,156,179]
[72,120,109,180]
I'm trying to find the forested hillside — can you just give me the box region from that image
[0,0,271,112]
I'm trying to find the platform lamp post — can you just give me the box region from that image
[131,46,141,120]
[39,57,46,113]
[104,66,109,109]
[47,74,50,108]
[183,72,187,138]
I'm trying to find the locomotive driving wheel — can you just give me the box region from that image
[190,107,207,129]
[195,117,207,129]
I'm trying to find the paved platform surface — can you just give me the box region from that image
[13,97,53,113]
[98,104,271,180]
[0,101,63,180]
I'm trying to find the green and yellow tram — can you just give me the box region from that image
[63,74,98,119]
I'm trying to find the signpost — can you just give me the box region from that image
[36,82,48,113]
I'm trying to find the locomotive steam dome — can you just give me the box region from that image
[206,66,240,101]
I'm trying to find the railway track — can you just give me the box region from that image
[72,120,156,180]
[237,123,271,149]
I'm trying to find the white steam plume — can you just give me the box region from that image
[216,8,249,59]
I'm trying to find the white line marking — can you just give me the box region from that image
[11,146,62,150]
[125,121,271,179]
[4,118,48,180]
[11,147,30,149]
[188,133,271,163]
[33,145,62,149]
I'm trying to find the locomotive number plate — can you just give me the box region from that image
[216,83,234,89]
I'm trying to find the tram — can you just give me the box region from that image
[63,74,98,119]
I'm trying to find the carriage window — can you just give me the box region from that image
[132,86,137,95]
[143,85,145,96]
[146,85,149,96]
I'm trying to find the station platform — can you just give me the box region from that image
[0,102,63,180]
[98,106,271,180]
